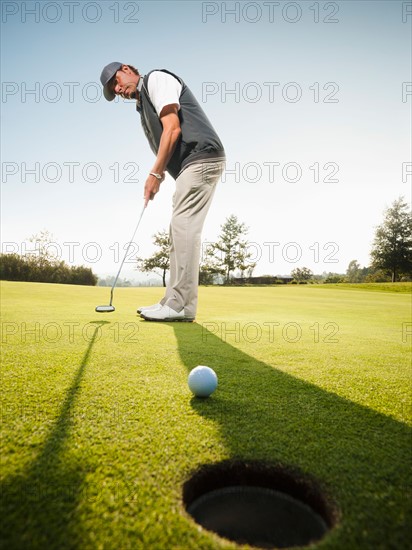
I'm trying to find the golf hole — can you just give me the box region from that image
[183,461,338,549]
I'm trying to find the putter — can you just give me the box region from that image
[96,203,146,313]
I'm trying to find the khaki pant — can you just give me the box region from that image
[160,160,226,318]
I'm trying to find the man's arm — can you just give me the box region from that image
[144,104,181,207]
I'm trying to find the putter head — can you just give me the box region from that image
[95,305,115,313]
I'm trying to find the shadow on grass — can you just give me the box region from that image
[172,323,411,548]
[0,321,108,550]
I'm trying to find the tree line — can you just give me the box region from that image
[1,197,410,287]
[0,231,97,286]
[137,197,412,285]
[136,214,257,286]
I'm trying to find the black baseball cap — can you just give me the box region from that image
[100,62,122,101]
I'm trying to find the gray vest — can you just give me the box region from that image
[136,69,225,180]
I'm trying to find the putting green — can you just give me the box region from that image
[1,281,410,549]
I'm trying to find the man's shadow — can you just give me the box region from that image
[1,322,108,550]
[172,323,411,547]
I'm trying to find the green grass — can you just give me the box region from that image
[1,281,411,549]
[315,282,412,293]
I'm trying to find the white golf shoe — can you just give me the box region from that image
[141,304,194,322]
[137,303,163,314]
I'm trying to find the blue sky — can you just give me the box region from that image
[1,0,411,280]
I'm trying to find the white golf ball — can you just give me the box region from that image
[188,366,218,397]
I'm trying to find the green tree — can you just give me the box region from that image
[28,230,59,266]
[0,253,97,285]
[291,267,313,283]
[234,246,257,280]
[364,269,391,283]
[345,260,363,283]
[136,230,170,287]
[370,197,412,282]
[213,214,253,284]
[323,272,345,283]
[199,242,225,285]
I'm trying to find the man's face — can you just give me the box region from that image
[111,65,139,100]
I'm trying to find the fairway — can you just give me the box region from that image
[1,281,411,549]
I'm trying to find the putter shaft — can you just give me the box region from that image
[96,203,146,311]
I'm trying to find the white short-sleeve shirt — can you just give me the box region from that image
[147,71,183,117]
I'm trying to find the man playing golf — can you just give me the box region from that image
[100,63,225,322]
